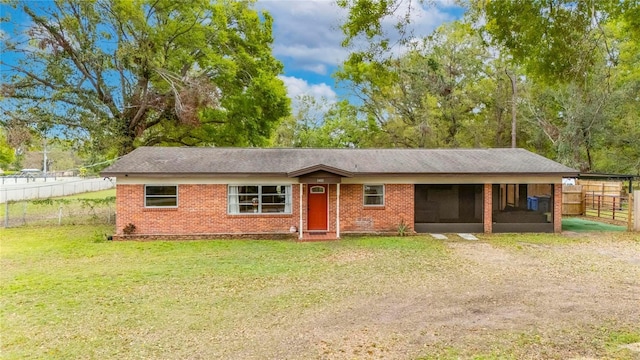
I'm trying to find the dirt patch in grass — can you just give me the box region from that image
[1,229,639,359]
[322,249,377,264]
[286,237,639,360]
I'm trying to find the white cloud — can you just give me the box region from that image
[434,0,460,8]
[257,0,346,69]
[301,63,328,75]
[258,0,462,72]
[278,75,337,117]
[272,44,348,68]
[259,0,463,108]
[279,75,337,101]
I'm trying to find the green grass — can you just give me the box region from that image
[0,227,448,359]
[417,326,640,360]
[52,188,115,199]
[1,226,638,359]
[1,189,115,226]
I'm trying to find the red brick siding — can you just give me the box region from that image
[116,183,415,236]
[115,184,299,236]
[483,184,492,233]
[115,182,561,237]
[553,183,562,233]
[329,184,337,232]
[339,184,414,233]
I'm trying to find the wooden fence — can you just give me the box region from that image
[562,181,635,231]
[584,193,631,224]
[578,180,623,196]
[562,185,583,215]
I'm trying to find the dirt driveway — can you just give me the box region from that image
[229,234,640,359]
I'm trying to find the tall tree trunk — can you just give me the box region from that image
[505,69,517,148]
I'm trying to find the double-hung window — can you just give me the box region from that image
[228,185,292,214]
[363,184,384,206]
[145,185,178,207]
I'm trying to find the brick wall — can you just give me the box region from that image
[483,184,493,233]
[339,184,414,233]
[115,183,415,237]
[115,182,561,238]
[115,184,299,236]
[553,183,562,233]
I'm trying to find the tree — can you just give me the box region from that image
[272,95,328,148]
[520,77,622,172]
[272,97,374,148]
[336,0,640,173]
[590,15,640,174]
[1,0,289,155]
[0,130,15,169]
[471,0,640,84]
[337,21,502,149]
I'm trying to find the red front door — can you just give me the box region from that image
[308,185,328,230]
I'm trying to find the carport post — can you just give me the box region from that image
[633,190,639,231]
[632,191,638,231]
[483,184,492,233]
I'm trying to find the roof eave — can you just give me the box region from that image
[287,164,354,178]
[351,171,580,177]
[102,171,580,178]
[100,171,289,178]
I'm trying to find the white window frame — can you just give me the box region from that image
[144,185,178,208]
[228,185,292,214]
[363,184,385,206]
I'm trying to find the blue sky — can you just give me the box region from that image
[256,0,465,107]
[0,0,464,111]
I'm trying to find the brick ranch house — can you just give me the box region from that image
[101,147,578,240]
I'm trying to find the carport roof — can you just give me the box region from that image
[101,147,579,177]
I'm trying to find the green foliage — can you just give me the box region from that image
[272,98,376,148]
[465,1,640,172]
[1,0,289,156]
[396,218,409,236]
[0,130,15,168]
[337,20,517,149]
[471,1,636,83]
[29,197,115,207]
[335,1,640,173]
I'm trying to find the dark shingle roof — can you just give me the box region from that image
[101,147,578,176]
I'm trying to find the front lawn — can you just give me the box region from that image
[1,226,639,359]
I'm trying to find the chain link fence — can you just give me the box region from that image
[1,177,117,228]
[2,196,116,228]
